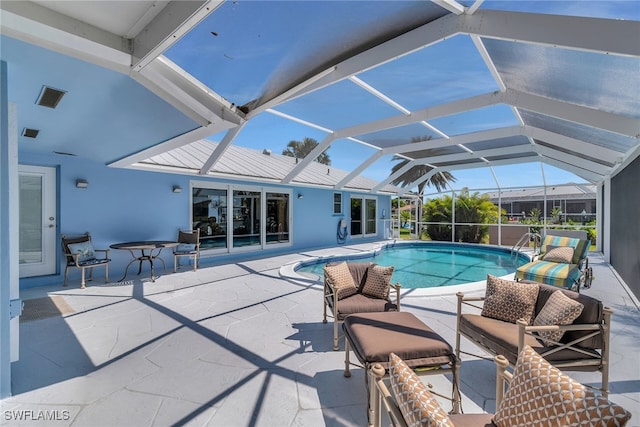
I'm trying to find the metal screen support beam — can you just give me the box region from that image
[132,1,223,72]
[335,150,385,190]
[282,134,335,184]
[199,123,246,175]
[372,160,417,193]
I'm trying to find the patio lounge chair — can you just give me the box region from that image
[322,261,401,350]
[61,232,111,288]
[173,229,200,272]
[369,345,631,427]
[515,229,593,291]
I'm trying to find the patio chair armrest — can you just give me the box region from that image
[391,283,401,310]
[94,248,110,258]
[324,280,339,312]
[70,252,81,267]
[369,363,407,427]
[325,280,338,292]
[456,292,485,314]
[494,355,512,409]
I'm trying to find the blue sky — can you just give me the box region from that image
[166,1,638,192]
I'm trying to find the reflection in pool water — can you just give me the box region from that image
[295,242,529,289]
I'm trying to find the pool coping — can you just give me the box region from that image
[279,240,533,297]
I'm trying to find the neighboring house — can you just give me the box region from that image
[486,184,597,222]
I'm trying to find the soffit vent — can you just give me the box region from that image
[22,128,39,138]
[36,86,66,109]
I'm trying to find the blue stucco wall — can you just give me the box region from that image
[19,152,391,288]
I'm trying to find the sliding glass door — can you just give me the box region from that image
[233,190,261,248]
[191,182,291,252]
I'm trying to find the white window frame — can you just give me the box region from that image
[190,181,292,254]
[350,195,378,238]
[333,192,343,215]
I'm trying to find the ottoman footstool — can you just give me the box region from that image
[342,311,461,420]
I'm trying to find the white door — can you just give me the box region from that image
[18,165,57,277]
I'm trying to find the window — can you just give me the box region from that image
[191,182,291,252]
[333,192,342,214]
[350,196,377,237]
[266,192,290,244]
[192,187,227,250]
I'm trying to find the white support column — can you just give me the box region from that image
[451,190,457,243]
[0,60,20,398]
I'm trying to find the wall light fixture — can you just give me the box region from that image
[76,179,88,189]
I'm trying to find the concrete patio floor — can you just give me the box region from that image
[3,242,639,426]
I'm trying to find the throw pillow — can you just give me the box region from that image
[176,243,196,252]
[541,245,574,263]
[540,235,583,264]
[533,290,584,346]
[323,262,358,300]
[493,345,631,427]
[67,241,96,262]
[389,353,455,427]
[481,275,539,324]
[361,265,394,299]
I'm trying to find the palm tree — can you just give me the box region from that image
[390,135,456,239]
[389,136,456,194]
[282,137,331,165]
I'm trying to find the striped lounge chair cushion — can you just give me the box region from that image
[516,260,581,289]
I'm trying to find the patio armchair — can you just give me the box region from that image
[515,229,593,291]
[174,229,200,272]
[369,345,630,427]
[322,261,401,351]
[456,274,612,397]
[61,232,111,288]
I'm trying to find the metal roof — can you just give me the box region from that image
[485,184,597,202]
[2,1,639,195]
[137,139,403,194]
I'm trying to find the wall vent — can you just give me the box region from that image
[36,86,66,109]
[22,128,39,138]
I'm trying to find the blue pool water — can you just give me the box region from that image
[296,243,529,289]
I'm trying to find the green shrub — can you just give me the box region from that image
[423,188,503,243]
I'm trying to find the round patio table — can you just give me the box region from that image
[110,240,178,282]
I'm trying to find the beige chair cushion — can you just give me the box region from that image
[542,245,575,263]
[533,290,584,346]
[324,262,357,300]
[481,275,539,324]
[388,352,454,427]
[361,265,394,299]
[493,345,631,427]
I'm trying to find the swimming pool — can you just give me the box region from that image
[295,242,530,289]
